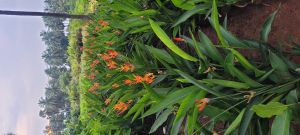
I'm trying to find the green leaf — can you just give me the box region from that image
[175,69,224,97]
[176,78,250,89]
[142,86,199,118]
[269,51,293,80]
[211,0,229,47]
[182,35,208,55]
[260,11,277,42]
[171,0,195,10]
[239,97,262,135]
[149,109,173,133]
[201,105,233,121]
[132,9,158,16]
[252,102,288,118]
[190,30,206,61]
[125,94,150,118]
[171,116,184,135]
[258,69,275,82]
[202,79,250,89]
[147,45,175,64]
[149,19,198,61]
[174,90,206,123]
[187,91,207,135]
[220,26,249,48]
[230,48,265,76]
[172,5,208,27]
[271,110,292,135]
[143,83,163,101]
[229,66,263,87]
[287,90,300,122]
[199,31,223,63]
[224,109,245,135]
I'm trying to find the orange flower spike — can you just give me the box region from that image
[105,98,111,105]
[101,21,109,27]
[144,73,155,84]
[88,73,96,80]
[195,98,210,112]
[90,59,100,67]
[106,60,117,70]
[88,83,100,92]
[134,75,144,84]
[124,79,133,86]
[98,20,109,27]
[107,50,118,58]
[113,101,130,115]
[98,20,103,24]
[95,26,100,31]
[173,37,186,42]
[99,53,111,61]
[120,62,135,72]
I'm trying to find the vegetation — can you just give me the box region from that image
[39,0,300,135]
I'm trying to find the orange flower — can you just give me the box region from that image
[106,60,117,70]
[113,101,132,115]
[107,50,118,58]
[143,73,155,84]
[195,98,210,112]
[88,83,100,92]
[95,26,100,31]
[99,53,111,61]
[124,79,134,86]
[90,59,100,67]
[120,62,135,72]
[173,37,186,42]
[112,83,120,89]
[88,73,96,80]
[105,98,111,105]
[134,75,144,84]
[98,20,109,27]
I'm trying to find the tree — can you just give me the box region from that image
[0,10,90,19]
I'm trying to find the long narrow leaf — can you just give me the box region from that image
[149,19,198,61]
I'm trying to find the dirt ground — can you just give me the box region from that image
[228,0,300,44]
[203,0,300,62]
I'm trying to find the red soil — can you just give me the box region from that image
[203,0,300,62]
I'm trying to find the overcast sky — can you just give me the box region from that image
[0,0,48,134]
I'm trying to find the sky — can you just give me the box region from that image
[0,0,48,134]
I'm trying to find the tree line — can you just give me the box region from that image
[38,0,73,134]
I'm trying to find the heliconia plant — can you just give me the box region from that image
[74,0,300,135]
